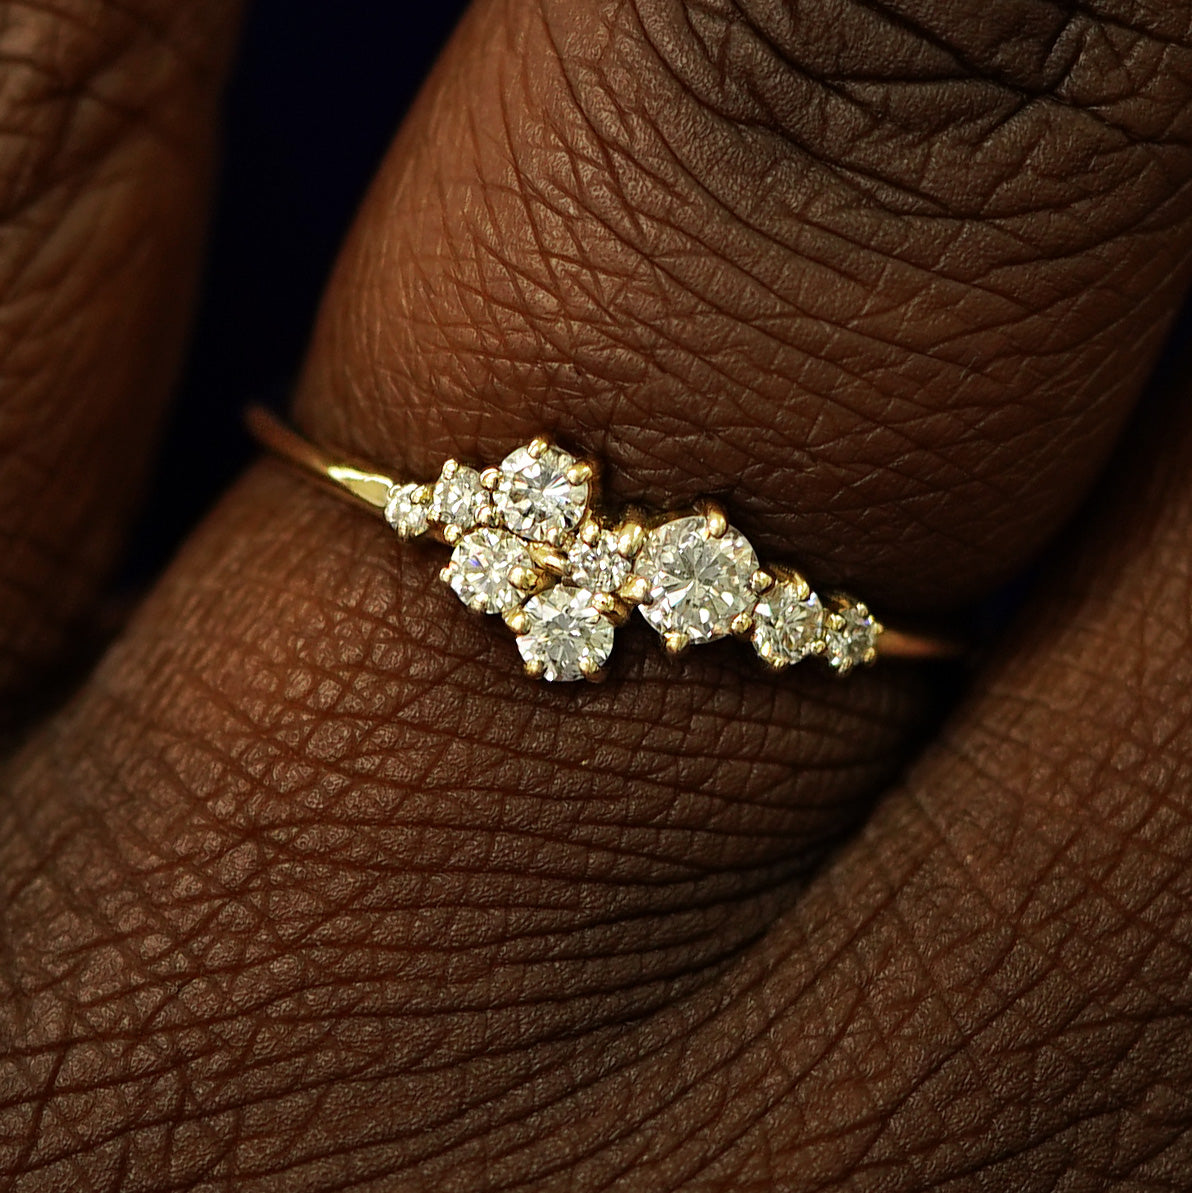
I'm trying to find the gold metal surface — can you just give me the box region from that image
[247,405,965,667]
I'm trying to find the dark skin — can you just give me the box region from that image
[1,0,1191,1188]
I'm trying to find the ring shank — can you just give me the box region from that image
[245,406,397,513]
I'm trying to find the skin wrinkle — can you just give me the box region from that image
[295,0,1192,606]
[0,0,242,723]
[6,0,1192,1188]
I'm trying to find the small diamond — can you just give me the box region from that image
[752,584,823,668]
[384,483,430,540]
[494,443,589,540]
[567,527,633,595]
[444,528,536,615]
[516,586,615,682]
[432,462,488,532]
[824,604,880,672]
[636,515,759,644]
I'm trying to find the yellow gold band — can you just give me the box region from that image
[247,406,962,679]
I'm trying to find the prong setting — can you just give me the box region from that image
[697,501,729,539]
[750,569,775,595]
[331,430,889,682]
[664,631,691,656]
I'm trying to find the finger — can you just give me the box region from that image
[3,1,1192,1188]
[301,0,1192,608]
[517,341,1192,1189]
[0,0,242,721]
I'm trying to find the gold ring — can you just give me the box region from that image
[247,407,961,683]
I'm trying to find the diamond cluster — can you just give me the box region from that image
[384,437,882,682]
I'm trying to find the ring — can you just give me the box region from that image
[247,407,960,683]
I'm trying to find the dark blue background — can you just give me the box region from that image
[137,3,467,572]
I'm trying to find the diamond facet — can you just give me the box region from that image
[385,483,430,540]
[516,586,615,682]
[432,462,488,532]
[635,515,759,644]
[752,584,823,668]
[444,529,537,615]
[824,603,880,672]
[494,444,589,540]
[567,527,634,595]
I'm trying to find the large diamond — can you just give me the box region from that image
[443,528,536,615]
[384,482,430,540]
[752,584,823,668]
[824,604,880,672]
[516,586,615,682]
[494,443,589,540]
[432,462,487,532]
[636,515,758,644]
[567,527,633,595]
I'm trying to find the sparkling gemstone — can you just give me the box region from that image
[635,515,759,644]
[432,462,488,532]
[444,528,536,615]
[752,584,824,668]
[567,527,633,595]
[494,443,589,540]
[384,483,430,540]
[824,604,880,671]
[516,586,615,682]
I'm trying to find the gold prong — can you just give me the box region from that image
[480,467,500,491]
[580,519,602,546]
[531,544,569,575]
[663,631,690,656]
[616,522,645,559]
[444,525,462,545]
[750,569,775,595]
[528,436,551,459]
[504,609,529,635]
[414,484,433,503]
[566,462,594,486]
[441,459,459,478]
[439,566,453,585]
[731,612,753,637]
[509,566,540,593]
[523,658,546,680]
[592,592,629,625]
[580,658,608,683]
[620,576,651,605]
[475,505,496,527]
[698,501,728,538]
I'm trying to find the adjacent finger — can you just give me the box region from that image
[0,0,242,722]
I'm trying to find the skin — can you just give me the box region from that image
[1,0,1192,1188]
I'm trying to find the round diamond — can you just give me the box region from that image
[384,483,430,540]
[567,527,633,595]
[432,462,487,532]
[752,584,823,668]
[824,604,880,672]
[635,515,758,644]
[494,444,589,540]
[516,586,615,682]
[444,529,536,615]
